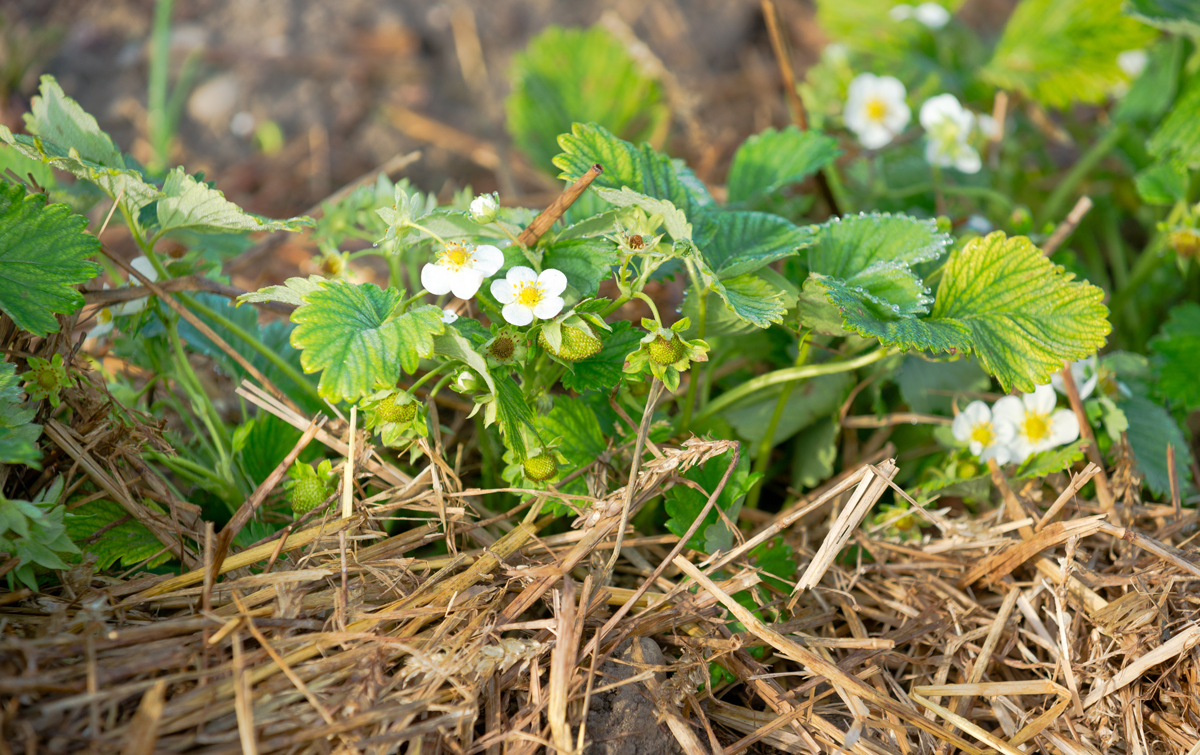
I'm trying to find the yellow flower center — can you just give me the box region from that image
[969,423,994,447]
[1022,412,1051,443]
[516,282,544,308]
[439,242,472,270]
[866,98,888,122]
[98,308,114,324]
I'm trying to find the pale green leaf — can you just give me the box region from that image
[1014,440,1086,479]
[807,212,950,280]
[816,0,963,52]
[506,26,669,170]
[157,168,312,234]
[983,0,1156,108]
[238,276,328,308]
[1135,159,1189,205]
[701,210,814,279]
[928,232,1112,392]
[434,328,495,394]
[1148,76,1200,165]
[290,282,445,401]
[727,126,841,203]
[553,122,713,221]
[494,375,535,460]
[1125,0,1200,37]
[1149,302,1200,411]
[1120,394,1194,495]
[65,498,169,570]
[593,186,692,241]
[0,179,101,336]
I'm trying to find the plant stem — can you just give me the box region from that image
[1041,123,1127,227]
[694,346,894,425]
[632,291,663,326]
[744,329,812,510]
[409,361,453,393]
[602,294,631,317]
[678,263,707,433]
[387,253,404,291]
[406,221,449,247]
[146,0,174,173]
[165,315,229,466]
[181,294,325,408]
[398,288,429,310]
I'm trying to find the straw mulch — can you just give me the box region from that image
[2,373,1200,755]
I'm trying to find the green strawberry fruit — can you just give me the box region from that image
[290,477,329,514]
[648,335,686,365]
[538,326,601,362]
[523,454,558,482]
[378,394,417,424]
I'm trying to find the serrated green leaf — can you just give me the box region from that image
[896,356,991,415]
[540,237,619,297]
[0,179,101,336]
[560,320,642,394]
[451,316,492,349]
[664,449,759,555]
[64,497,169,570]
[727,126,841,203]
[983,0,1156,108]
[1149,302,1200,411]
[706,270,790,329]
[1120,394,1194,495]
[593,185,692,240]
[800,274,972,349]
[507,26,669,171]
[1014,440,1086,479]
[553,122,713,221]
[700,210,813,279]
[290,282,444,401]
[1115,39,1184,124]
[494,374,535,460]
[434,327,495,394]
[1125,0,1200,37]
[1149,76,1200,165]
[538,398,607,465]
[724,372,854,446]
[751,537,799,592]
[238,275,328,307]
[929,233,1111,392]
[157,168,312,234]
[808,212,951,279]
[791,417,840,491]
[0,76,160,214]
[1135,159,1189,205]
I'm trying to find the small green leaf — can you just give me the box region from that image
[434,327,496,394]
[983,0,1156,108]
[791,417,840,490]
[751,537,799,592]
[705,270,790,329]
[1149,302,1200,411]
[554,122,713,221]
[593,186,692,241]
[1120,394,1194,495]
[1135,159,1189,205]
[493,374,535,460]
[560,320,643,394]
[1014,440,1086,479]
[0,179,101,336]
[896,356,991,415]
[64,497,169,570]
[540,237,619,297]
[507,26,669,171]
[727,126,841,203]
[1125,0,1200,37]
[1115,39,1184,124]
[1148,76,1200,165]
[157,168,312,234]
[664,449,759,555]
[700,210,814,279]
[290,282,444,401]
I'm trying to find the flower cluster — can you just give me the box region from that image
[952,383,1080,465]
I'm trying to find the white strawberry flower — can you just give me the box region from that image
[490,266,567,326]
[991,384,1080,463]
[920,94,981,174]
[844,73,911,149]
[1117,49,1149,78]
[420,241,504,300]
[952,400,1016,464]
[87,305,116,340]
[441,308,459,324]
[114,256,160,315]
[468,193,499,224]
[1050,355,1098,400]
[891,3,950,27]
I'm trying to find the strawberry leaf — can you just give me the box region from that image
[156,168,312,234]
[726,126,841,203]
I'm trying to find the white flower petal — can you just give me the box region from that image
[441,308,459,323]
[889,3,914,20]
[992,418,1017,445]
[920,94,962,130]
[1117,49,1148,78]
[1047,409,1080,447]
[502,302,534,326]
[87,320,114,339]
[449,269,485,299]
[951,412,974,442]
[954,146,982,174]
[875,76,907,104]
[538,268,568,297]
[130,256,159,283]
[491,278,516,304]
[991,396,1025,426]
[473,245,505,277]
[883,100,912,133]
[984,444,1012,465]
[914,2,950,28]
[532,295,564,321]
[1027,384,1057,415]
[963,400,991,425]
[422,263,453,295]
[506,266,537,284]
[968,439,984,455]
[858,124,895,149]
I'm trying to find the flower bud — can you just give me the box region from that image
[469,193,499,224]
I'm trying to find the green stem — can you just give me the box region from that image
[602,294,631,317]
[678,264,707,433]
[632,291,663,326]
[694,346,894,425]
[181,294,325,408]
[427,371,457,402]
[387,253,405,291]
[744,330,812,510]
[1108,202,1187,318]
[165,315,228,466]
[399,288,430,310]
[146,0,174,173]
[406,222,448,247]
[409,361,453,393]
[1041,123,1127,227]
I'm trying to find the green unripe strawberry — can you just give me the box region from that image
[523,454,558,482]
[378,394,417,424]
[648,334,686,365]
[538,326,601,362]
[290,477,329,514]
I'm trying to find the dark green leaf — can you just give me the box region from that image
[1149,75,1200,164]
[724,372,854,446]
[791,417,840,490]
[1135,159,1189,205]
[64,498,169,570]
[1120,394,1194,495]
[493,374,536,460]
[561,320,642,394]
[0,179,101,336]
[664,450,759,555]
[727,126,841,203]
[541,237,618,297]
[896,356,991,415]
[700,210,814,279]
[1124,0,1200,37]
[1149,302,1200,411]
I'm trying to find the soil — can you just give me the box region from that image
[582,637,684,755]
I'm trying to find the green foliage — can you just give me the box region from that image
[700,211,814,279]
[0,479,78,590]
[1135,159,1189,205]
[0,179,101,336]
[750,537,799,592]
[0,362,41,467]
[701,268,791,330]
[791,417,840,490]
[664,450,759,555]
[1013,441,1086,478]
[539,238,619,297]
[1125,0,1200,37]
[896,357,990,415]
[155,168,311,235]
[816,0,963,52]
[64,497,169,570]
[1120,394,1194,495]
[983,0,1155,108]
[559,321,643,394]
[289,281,445,401]
[1148,76,1200,166]
[23,353,74,408]
[506,26,668,170]
[726,126,842,204]
[724,372,854,446]
[1149,303,1200,412]
[493,375,536,461]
